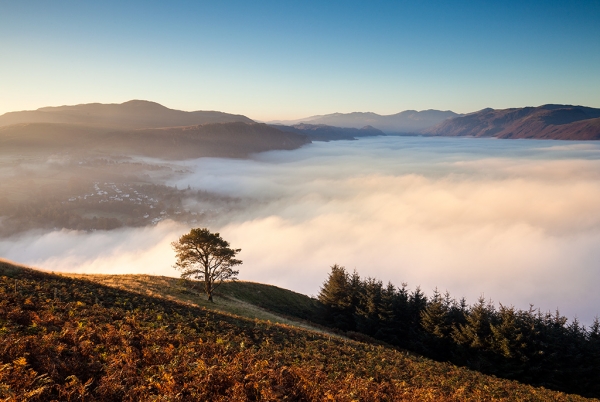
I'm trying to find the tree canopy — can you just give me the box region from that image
[172,228,242,302]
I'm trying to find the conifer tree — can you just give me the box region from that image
[408,286,428,330]
[420,288,453,358]
[488,305,525,361]
[450,297,495,371]
[375,282,398,342]
[452,296,494,351]
[421,288,450,339]
[318,264,354,330]
[391,282,412,342]
[355,277,384,335]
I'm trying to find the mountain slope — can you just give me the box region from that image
[0,122,311,159]
[423,105,600,140]
[272,109,459,134]
[271,123,385,141]
[0,259,594,401]
[0,100,254,130]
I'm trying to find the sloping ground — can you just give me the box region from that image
[0,121,310,159]
[423,105,600,140]
[62,273,325,333]
[0,260,595,401]
[217,281,321,322]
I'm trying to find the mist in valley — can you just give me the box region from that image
[2,136,600,323]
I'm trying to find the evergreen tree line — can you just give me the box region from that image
[317,265,600,398]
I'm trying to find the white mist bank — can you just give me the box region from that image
[2,137,600,323]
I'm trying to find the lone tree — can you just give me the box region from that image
[172,228,242,302]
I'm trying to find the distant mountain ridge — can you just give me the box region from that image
[270,109,459,134]
[5,101,600,144]
[0,100,254,130]
[423,104,600,140]
[271,123,385,141]
[0,100,313,159]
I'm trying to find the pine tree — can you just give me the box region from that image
[408,286,427,330]
[487,304,529,379]
[318,264,354,330]
[374,282,398,342]
[355,277,383,336]
[452,296,494,350]
[421,288,450,339]
[491,306,525,355]
[420,288,453,359]
[451,296,495,371]
[390,282,411,345]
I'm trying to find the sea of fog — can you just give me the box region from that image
[3,136,600,323]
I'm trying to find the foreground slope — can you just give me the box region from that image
[423,105,600,140]
[0,260,593,401]
[62,273,324,332]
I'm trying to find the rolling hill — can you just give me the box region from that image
[0,259,596,401]
[0,121,311,159]
[422,105,600,140]
[0,100,313,160]
[0,100,254,130]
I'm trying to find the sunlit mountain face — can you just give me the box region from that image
[4,136,600,323]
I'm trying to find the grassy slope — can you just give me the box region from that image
[62,273,325,334]
[0,259,595,401]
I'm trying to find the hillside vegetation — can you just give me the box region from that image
[0,260,595,401]
[62,273,324,332]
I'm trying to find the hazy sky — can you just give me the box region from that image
[1,1,599,120]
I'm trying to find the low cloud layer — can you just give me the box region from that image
[3,137,600,323]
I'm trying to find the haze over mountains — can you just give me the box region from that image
[2,101,600,151]
[0,100,308,159]
[270,104,600,140]
[270,109,459,134]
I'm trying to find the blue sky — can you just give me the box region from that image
[1,0,599,120]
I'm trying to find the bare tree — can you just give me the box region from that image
[172,228,242,302]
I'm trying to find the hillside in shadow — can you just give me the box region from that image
[423,105,600,140]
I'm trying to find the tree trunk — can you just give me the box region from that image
[206,278,213,302]
[205,265,213,302]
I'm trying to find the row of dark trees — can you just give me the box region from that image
[317,265,600,398]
